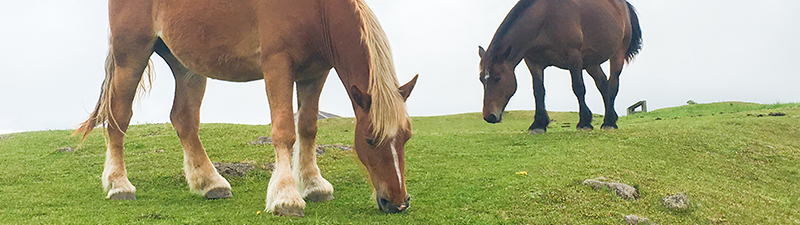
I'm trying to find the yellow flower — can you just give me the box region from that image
[256,211,262,215]
[516,171,528,175]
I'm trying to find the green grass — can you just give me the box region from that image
[1,102,798,224]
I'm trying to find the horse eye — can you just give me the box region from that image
[365,138,376,146]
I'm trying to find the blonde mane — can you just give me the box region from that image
[354,0,409,144]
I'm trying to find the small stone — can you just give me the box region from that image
[249,136,272,145]
[662,192,691,211]
[57,147,75,153]
[583,177,639,200]
[625,215,652,225]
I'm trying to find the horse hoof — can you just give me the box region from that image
[601,125,617,130]
[205,188,233,199]
[529,129,546,135]
[108,192,136,200]
[273,205,305,217]
[305,191,334,202]
[577,126,593,131]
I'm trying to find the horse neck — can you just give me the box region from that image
[318,1,370,94]
[485,1,539,66]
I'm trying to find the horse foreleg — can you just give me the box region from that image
[159,49,233,199]
[263,54,305,217]
[603,56,625,129]
[524,58,549,134]
[293,72,334,202]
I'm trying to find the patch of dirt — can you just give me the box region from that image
[212,161,276,177]
[769,112,786,117]
[583,177,640,200]
[662,192,691,211]
[748,112,787,117]
[249,136,353,156]
[137,213,170,221]
[56,147,75,153]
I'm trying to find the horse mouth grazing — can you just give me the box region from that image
[377,195,410,214]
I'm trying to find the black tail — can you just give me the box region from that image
[625,1,642,62]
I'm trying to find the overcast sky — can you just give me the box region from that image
[1,0,799,134]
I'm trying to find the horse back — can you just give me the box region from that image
[525,0,633,67]
[109,0,329,82]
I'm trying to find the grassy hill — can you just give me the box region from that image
[0,102,798,224]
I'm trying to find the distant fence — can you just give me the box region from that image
[627,100,647,115]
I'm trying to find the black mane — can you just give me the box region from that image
[488,0,537,61]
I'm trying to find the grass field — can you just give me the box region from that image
[1,102,798,224]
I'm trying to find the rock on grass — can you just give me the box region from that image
[662,192,691,211]
[583,177,640,200]
[624,215,654,225]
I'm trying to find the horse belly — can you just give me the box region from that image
[154,0,264,82]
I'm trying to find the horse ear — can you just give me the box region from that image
[399,74,419,101]
[350,85,371,111]
[478,46,486,58]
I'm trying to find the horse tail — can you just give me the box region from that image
[625,1,643,63]
[74,40,154,141]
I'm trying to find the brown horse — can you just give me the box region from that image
[75,0,418,216]
[479,0,642,133]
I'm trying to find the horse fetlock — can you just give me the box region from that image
[186,171,232,198]
[301,176,334,202]
[265,188,306,217]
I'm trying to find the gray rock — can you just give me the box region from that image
[249,136,272,145]
[57,147,75,153]
[625,215,653,225]
[583,177,640,200]
[662,192,691,211]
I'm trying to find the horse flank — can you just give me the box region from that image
[354,0,410,144]
[74,41,155,140]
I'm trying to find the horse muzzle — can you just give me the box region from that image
[377,195,410,214]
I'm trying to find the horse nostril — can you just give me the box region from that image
[485,114,500,123]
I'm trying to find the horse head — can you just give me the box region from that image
[479,46,517,123]
[349,75,418,213]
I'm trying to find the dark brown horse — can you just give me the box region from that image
[479,0,642,133]
[75,0,418,216]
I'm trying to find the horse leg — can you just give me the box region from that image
[586,65,616,130]
[524,58,549,134]
[293,71,334,202]
[103,39,155,200]
[569,66,593,130]
[155,45,232,199]
[263,53,305,217]
[603,55,626,129]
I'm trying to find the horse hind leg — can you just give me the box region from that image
[102,37,157,200]
[154,41,232,199]
[293,71,334,203]
[602,55,626,130]
[586,64,616,130]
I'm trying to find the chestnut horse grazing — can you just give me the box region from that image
[479,0,642,133]
[75,0,418,216]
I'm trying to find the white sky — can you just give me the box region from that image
[1,0,799,134]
